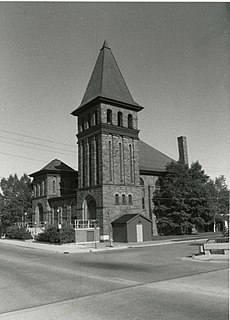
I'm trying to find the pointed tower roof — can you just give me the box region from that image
[72,41,143,116]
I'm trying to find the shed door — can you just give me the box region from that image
[136,224,143,242]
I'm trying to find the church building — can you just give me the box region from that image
[30,41,182,242]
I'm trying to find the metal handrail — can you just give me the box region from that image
[74,220,98,229]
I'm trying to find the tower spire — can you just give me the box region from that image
[71,41,142,116]
[101,40,110,50]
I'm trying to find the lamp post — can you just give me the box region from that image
[58,223,62,245]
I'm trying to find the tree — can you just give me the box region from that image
[206,175,229,232]
[153,161,223,235]
[153,161,193,235]
[0,174,32,232]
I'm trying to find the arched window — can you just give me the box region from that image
[94,112,98,125]
[140,178,144,186]
[62,204,67,226]
[118,112,123,126]
[128,114,133,129]
[107,109,112,124]
[87,114,91,129]
[122,194,126,205]
[128,194,133,205]
[155,178,161,191]
[142,197,145,209]
[53,179,56,193]
[33,185,37,198]
[115,194,119,205]
[41,181,45,196]
[37,184,40,197]
[81,117,85,131]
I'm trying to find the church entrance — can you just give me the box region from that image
[82,196,97,221]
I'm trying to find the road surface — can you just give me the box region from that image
[0,241,228,319]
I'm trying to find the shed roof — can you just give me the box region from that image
[111,214,151,225]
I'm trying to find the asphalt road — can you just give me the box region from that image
[0,241,228,319]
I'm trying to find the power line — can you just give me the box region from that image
[0,129,76,148]
[0,151,49,163]
[0,140,76,157]
[0,135,76,153]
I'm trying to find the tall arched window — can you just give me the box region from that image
[128,114,133,129]
[118,112,123,126]
[115,194,119,205]
[107,109,112,124]
[155,178,161,191]
[128,194,133,205]
[122,194,126,204]
[53,179,56,193]
[142,197,145,209]
[81,117,85,131]
[37,184,40,197]
[94,111,98,125]
[41,181,45,196]
[33,185,37,198]
[87,113,91,128]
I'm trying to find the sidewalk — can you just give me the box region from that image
[1,235,227,259]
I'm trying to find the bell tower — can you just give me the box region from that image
[72,41,144,241]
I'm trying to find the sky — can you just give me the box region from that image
[0,2,229,186]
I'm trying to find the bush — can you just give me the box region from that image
[36,225,74,244]
[6,225,33,240]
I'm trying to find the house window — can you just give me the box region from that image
[118,112,123,126]
[128,195,133,205]
[128,114,133,129]
[122,194,126,204]
[115,194,119,205]
[107,109,112,124]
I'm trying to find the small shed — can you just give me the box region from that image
[111,214,152,243]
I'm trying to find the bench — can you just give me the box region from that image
[203,243,229,255]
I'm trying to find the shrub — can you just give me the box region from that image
[6,225,33,240]
[36,225,74,244]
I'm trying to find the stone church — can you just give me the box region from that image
[30,41,186,242]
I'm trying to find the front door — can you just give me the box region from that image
[136,224,143,242]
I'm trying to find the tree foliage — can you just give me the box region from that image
[0,174,32,231]
[153,161,229,235]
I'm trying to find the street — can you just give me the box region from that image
[0,241,228,319]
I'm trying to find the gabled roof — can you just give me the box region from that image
[139,140,174,174]
[111,213,151,224]
[29,159,77,177]
[72,41,143,116]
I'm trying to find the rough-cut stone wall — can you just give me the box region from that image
[140,174,159,235]
[75,101,147,240]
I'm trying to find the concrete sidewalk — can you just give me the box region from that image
[0,236,207,254]
[0,234,229,263]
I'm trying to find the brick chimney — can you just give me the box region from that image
[177,136,189,166]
